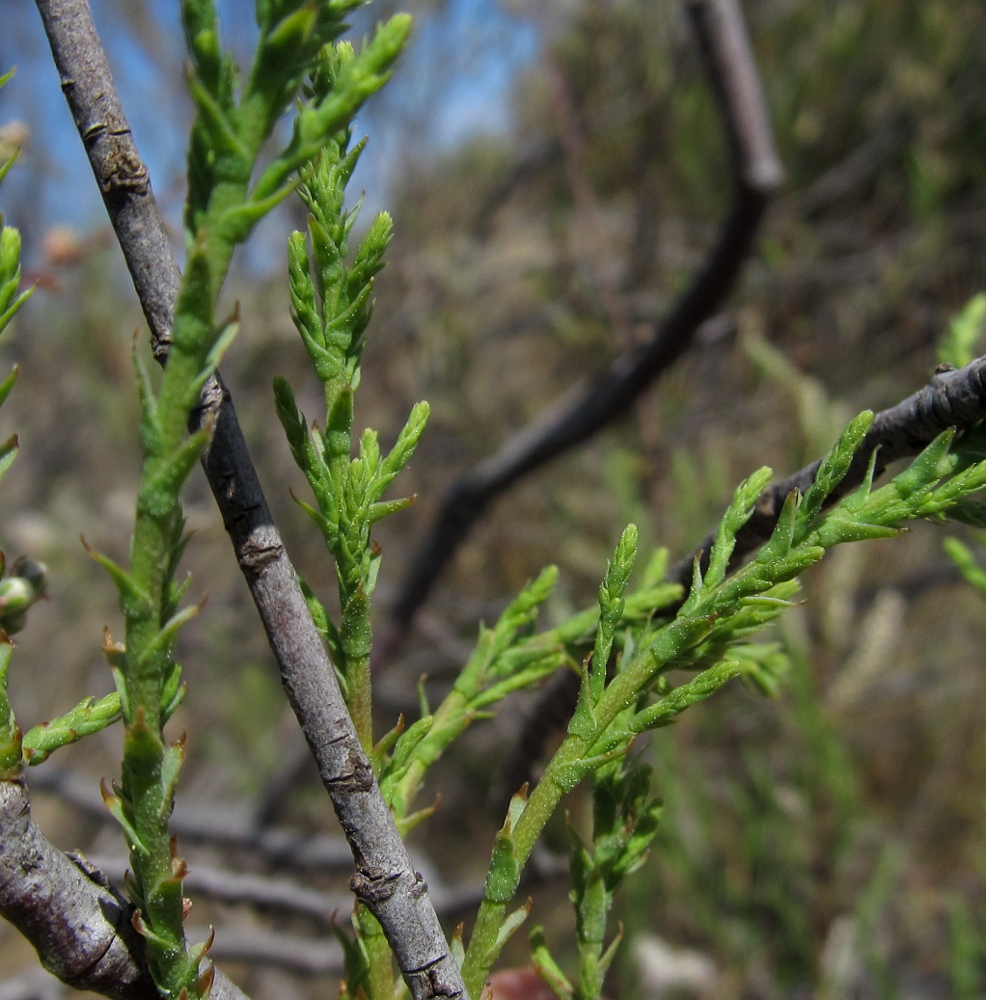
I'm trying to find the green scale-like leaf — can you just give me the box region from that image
[22,693,122,765]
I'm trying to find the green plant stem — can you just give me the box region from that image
[390,590,679,820]
[113,113,264,1000]
[392,682,472,818]
[462,733,591,995]
[118,381,209,994]
[462,612,719,994]
[576,920,604,1000]
[0,638,20,779]
[349,651,374,751]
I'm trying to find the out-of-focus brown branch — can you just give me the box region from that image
[379,0,783,667]
[33,767,558,923]
[29,766,356,873]
[32,2,467,998]
[84,852,560,936]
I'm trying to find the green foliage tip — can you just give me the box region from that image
[939,293,986,369]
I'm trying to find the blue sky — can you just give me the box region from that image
[0,0,539,264]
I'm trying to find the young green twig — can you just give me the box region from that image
[459,412,986,996]
[34,3,470,996]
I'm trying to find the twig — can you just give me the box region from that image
[0,929,343,998]
[379,0,783,665]
[86,855,352,925]
[87,847,564,932]
[32,767,538,921]
[192,927,342,976]
[32,2,467,998]
[13,774,565,991]
[0,778,249,1000]
[793,123,902,218]
[667,355,986,589]
[0,848,545,998]
[33,6,178,360]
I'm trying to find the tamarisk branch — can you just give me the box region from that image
[31,2,466,998]
[502,352,986,802]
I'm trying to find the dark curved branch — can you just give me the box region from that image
[32,2,467,998]
[501,355,986,802]
[380,0,783,663]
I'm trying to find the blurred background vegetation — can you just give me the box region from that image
[3,0,986,997]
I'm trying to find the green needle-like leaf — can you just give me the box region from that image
[0,434,17,487]
[0,365,18,410]
[138,428,213,519]
[83,541,152,620]
[691,467,773,605]
[939,293,986,369]
[795,410,874,538]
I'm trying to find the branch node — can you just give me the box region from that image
[349,867,400,905]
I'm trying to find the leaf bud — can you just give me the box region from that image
[0,558,48,634]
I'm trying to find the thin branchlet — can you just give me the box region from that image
[458,416,986,997]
